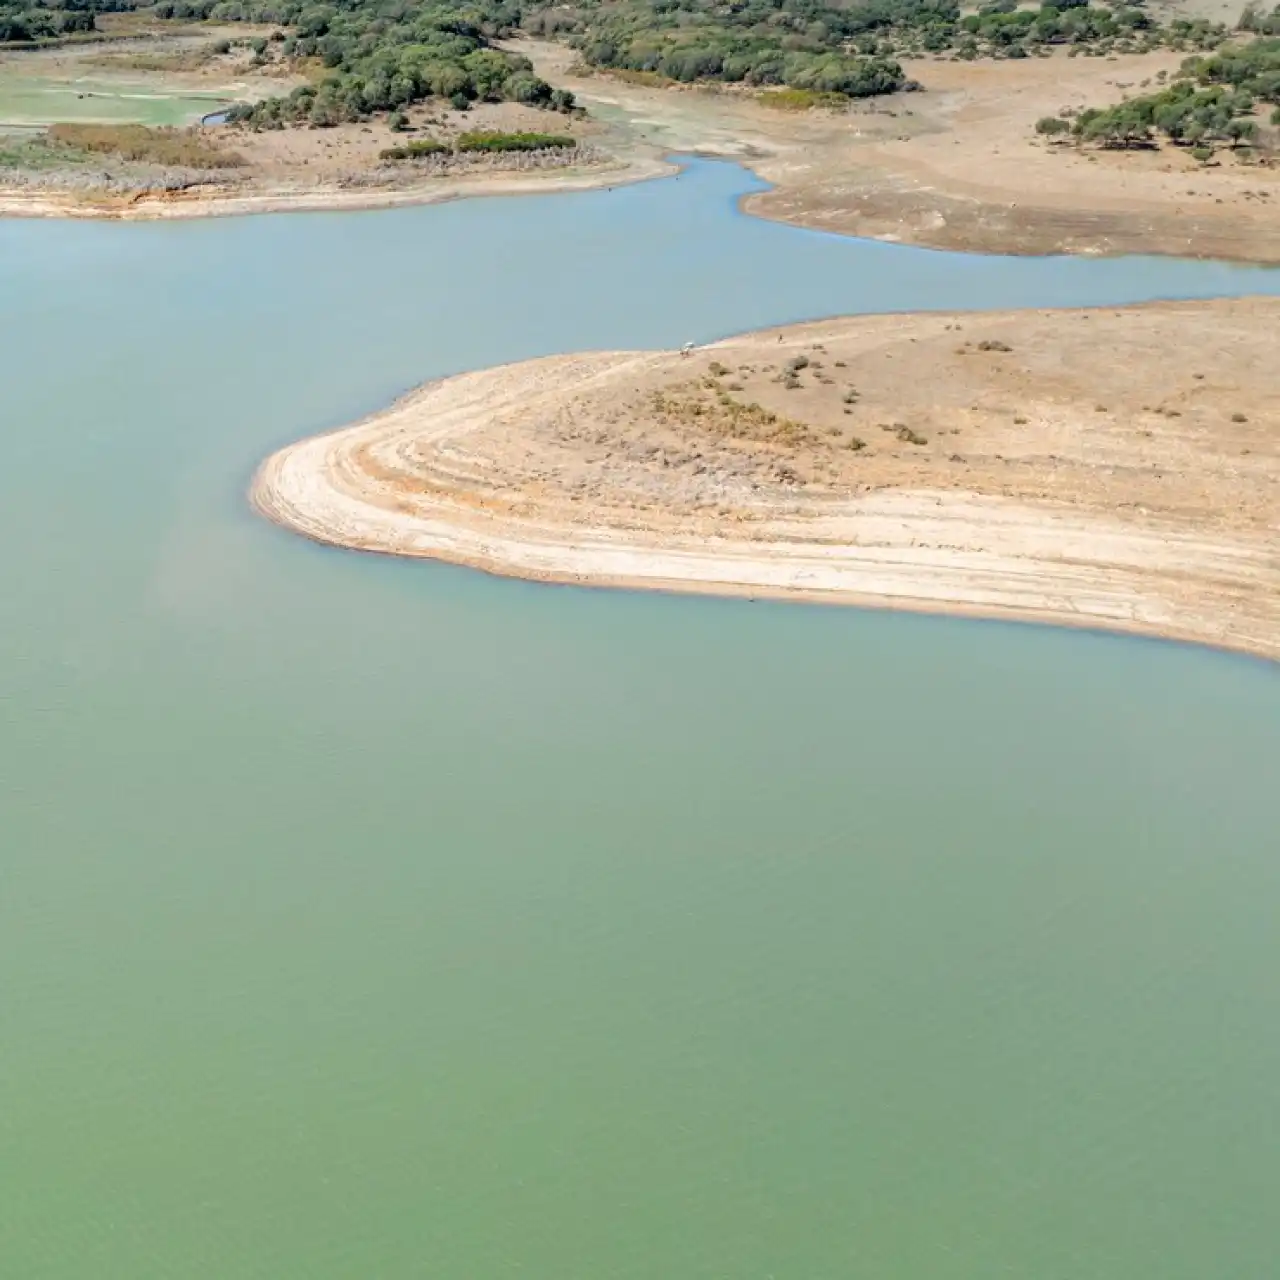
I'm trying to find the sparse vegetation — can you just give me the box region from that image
[651,384,819,446]
[1238,3,1280,36]
[882,422,928,444]
[83,37,233,71]
[45,122,243,168]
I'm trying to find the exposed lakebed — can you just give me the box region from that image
[1,159,1277,1278]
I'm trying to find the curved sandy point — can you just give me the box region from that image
[252,301,1280,661]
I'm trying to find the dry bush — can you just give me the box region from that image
[46,123,243,169]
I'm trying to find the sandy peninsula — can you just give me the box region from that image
[252,298,1280,662]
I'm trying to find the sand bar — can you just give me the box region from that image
[252,300,1280,662]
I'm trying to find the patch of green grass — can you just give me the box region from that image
[0,136,87,171]
[757,88,850,112]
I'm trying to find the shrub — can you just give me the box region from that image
[758,88,850,111]
[455,130,576,152]
[379,138,448,161]
[213,3,561,132]
[1057,33,1280,149]
[380,133,578,162]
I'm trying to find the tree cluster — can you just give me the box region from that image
[0,0,130,43]
[534,0,934,93]
[1039,35,1280,148]
[958,0,1152,53]
[525,0,1227,88]
[1074,82,1259,146]
[164,0,573,127]
[1237,3,1280,36]
[954,0,1226,58]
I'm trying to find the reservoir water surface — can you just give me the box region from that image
[2,159,1279,1278]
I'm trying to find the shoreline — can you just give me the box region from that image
[250,303,1280,665]
[0,152,676,220]
[519,45,1280,266]
[252,477,1279,668]
[6,148,1278,265]
[3,33,1278,259]
[736,189,1280,268]
[3,46,1278,263]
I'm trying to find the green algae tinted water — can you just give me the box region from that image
[0,75,230,131]
[2,162,1279,1278]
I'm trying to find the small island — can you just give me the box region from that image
[252,299,1280,661]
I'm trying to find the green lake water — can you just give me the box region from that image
[0,74,230,132]
[2,160,1279,1277]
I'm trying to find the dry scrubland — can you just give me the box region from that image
[253,300,1280,661]
[2,35,1276,262]
[523,42,1280,263]
[751,53,1280,262]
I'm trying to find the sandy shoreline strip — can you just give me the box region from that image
[0,153,673,221]
[251,302,1280,662]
